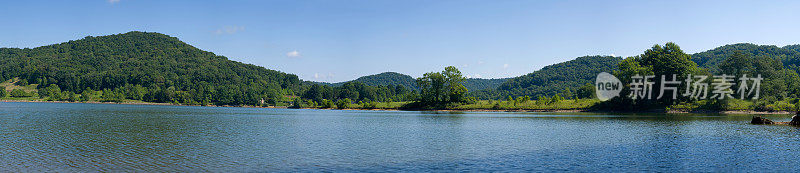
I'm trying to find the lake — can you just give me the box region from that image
[1,102,800,172]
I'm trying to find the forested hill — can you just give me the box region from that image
[474,55,621,99]
[691,43,800,73]
[462,78,508,91]
[333,72,416,89]
[329,72,508,91]
[0,31,300,105]
[784,44,800,53]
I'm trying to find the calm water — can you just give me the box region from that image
[2,102,800,172]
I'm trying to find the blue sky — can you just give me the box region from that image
[1,0,800,82]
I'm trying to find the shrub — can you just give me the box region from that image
[289,98,304,108]
[80,89,93,102]
[336,98,352,109]
[320,99,334,108]
[0,87,6,98]
[15,79,28,86]
[9,89,31,97]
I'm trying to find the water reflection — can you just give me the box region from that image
[2,102,800,172]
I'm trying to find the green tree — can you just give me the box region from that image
[101,88,124,102]
[9,89,30,97]
[290,97,304,108]
[561,88,573,100]
[550,94,563,104]
[0,87,6,98]
[443,66,467,102]
[64,91,77,102]
[537,96,548,105]
[80,89,92,102]
[415,66,468,106]
[639,42,699,103]
[336,98,352,109]
[307,100,317,108]
[320,99,334,108]
[38,84,62,100]
[576,83,595,99]
[611,42,699,108]
[16,79,28,86]
[718,51,753,77]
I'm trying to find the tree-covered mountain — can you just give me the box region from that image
[329,72,508,91]
[473,55,622,99]
[333,72,417,89]
[462,78,508,91]
[0,31,300,105]
[783,44,800,53]
[691,43,800,73]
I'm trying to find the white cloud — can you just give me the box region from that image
[287,50,300,58]
[313,72,334,79]
[108,0,120,4]
[474,74,482,78]
[503,64,509,69]
[610,53,616,57]
[477,60,485,65]
[214,26,245,35]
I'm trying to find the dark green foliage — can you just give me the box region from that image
[640,42,699,104]
[331,71,507,91]
[489,55,622,99]
[360,99,378,109]
[15,79,28,86]
[561,88,573,100]
[301,81,413,104]
[320,99,334,108]
[604,42,701,110]
[101,88,125,103]
[413,66,468,107]
[0,87,6,98]
[692,43,800,73]
[550,94,563,104]
[784,44,800,53]
[0,31,300,106]
[335,98,352,109]
[38,84,61,99]
[289,97,303,108]
[9,89,32,97]
[79,89,93,102]
[462,78,508,91]
[576,83,595,99]
[717,51,800,99]
[334,72,417,89]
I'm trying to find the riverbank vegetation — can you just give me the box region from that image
[4,31,800,113]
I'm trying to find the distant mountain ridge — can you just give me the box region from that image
[477,55,623,99]
[316,72,508,91]
[333,72,416,89]
[690,43,800,73]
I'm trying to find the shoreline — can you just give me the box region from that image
[0,100,288,109]
[2,100,795,115]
